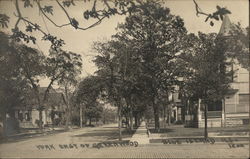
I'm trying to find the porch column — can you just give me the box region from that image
[22,111,25,121]
[197,99,202,127]
[221,98,226,127]
[80,105,83,128]
[175,108,178,121]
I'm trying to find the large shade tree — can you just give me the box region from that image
[112,1,187,130]
[0,32,30,136]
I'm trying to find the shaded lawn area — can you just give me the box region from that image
[148,125,249,137]
[73,126,136,140]
[0,128,68,143]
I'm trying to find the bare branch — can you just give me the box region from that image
[193,0,210,17]
[36,1,71,28]
[14,0,22,29]
[56,0,72,23]
[14,0,47,35]
[56,0,107,30]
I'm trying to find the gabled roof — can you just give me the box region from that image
[16,86,65,109]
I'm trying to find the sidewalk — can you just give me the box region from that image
[130,121,149,145]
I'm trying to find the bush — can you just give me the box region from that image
[54,118,61,126]
[175,120,183,125]
[167,117,176,123]
[71,115,80,126]
[35,119,43,127]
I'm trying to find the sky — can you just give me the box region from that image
[0,0,249,87]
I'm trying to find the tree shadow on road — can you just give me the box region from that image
[73,128,135,140]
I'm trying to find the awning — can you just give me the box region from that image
[226,89,239,95]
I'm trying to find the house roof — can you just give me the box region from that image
[15,86,65,110]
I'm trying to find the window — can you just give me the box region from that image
[239,94,249,104]
[208,101,222,111]
[25,111,31,121]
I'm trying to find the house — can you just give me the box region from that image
[184,15,249,128]
[13,87,66,128]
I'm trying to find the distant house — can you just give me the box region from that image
[169,86,183,123]
[13,87,65,128]
[184,15,249,128]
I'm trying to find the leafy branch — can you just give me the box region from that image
[1,0,139,49]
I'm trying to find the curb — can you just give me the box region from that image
[149,136,249,144]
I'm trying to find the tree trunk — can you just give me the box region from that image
[51,110,55,130]
[2,112,7,138]
[44,109,48,126]
[65,108,70,129]
[168,108,171,126]
[80,105,83,128]
[118,104,122,141]
[103,109,106,124]
[89,118,92,126]
[35,89,43,131]
[163,105,166,128]
[134,114,138,127]
[153,99,160,131]
[204,103,208,138]
[62,85,71,129]
[129,107,133,131]
[38,109,43,130]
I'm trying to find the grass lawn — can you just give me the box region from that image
[148,124,249,137]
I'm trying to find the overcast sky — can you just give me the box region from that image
[0,0,249,87]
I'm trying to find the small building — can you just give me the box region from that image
[14,87,66,128]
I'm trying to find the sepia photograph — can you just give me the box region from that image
[0,0,249,158]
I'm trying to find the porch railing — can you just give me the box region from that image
[202,111,222,119]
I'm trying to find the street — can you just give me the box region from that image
[0,124,249,158]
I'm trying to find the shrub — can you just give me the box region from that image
[175,120,183,125]
[35,119,43,127]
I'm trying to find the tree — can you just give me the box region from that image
[75,75,103,126]
[5,42,82,131]
[227,24,249,70]
[52,49,82,129]
[112,1,187,131]
[10,42,46,130]
[0,32,29,136]
[183,32,233,138]
[85,102,103,126]
[102,107,117,124]
[94,36,145,130]
[93,39,133,139]
[1,0,141,132]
